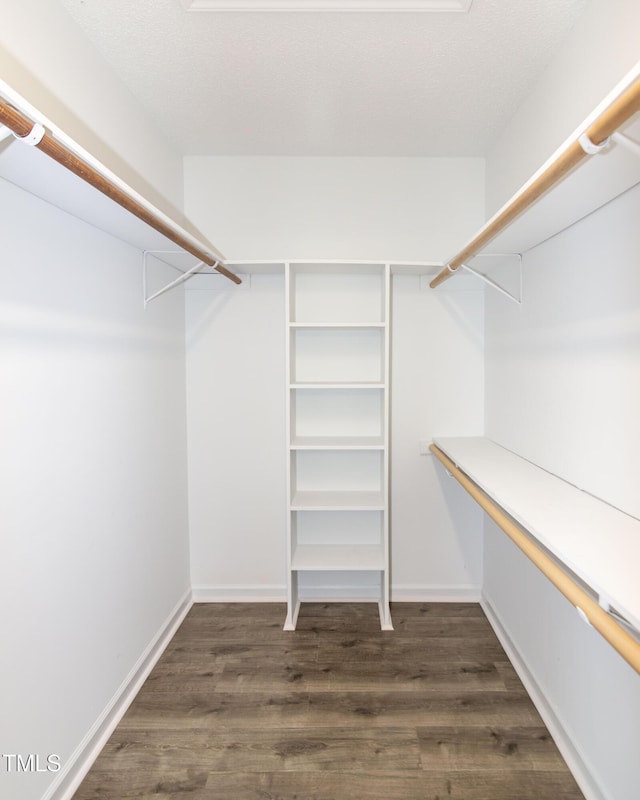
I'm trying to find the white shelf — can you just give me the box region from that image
[290,435,385,450]
[484,116,640,259]
[433,437,640,632]
[290,322,386,329]
[290,382,385,389]
[0,97,224,273]
[291,544,386,572]
[185,261,444,277]
[291,490,385,510]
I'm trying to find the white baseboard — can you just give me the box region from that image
[391,583,481,602]
[47,589,193,800]
[191,584,482,604]
[192,584,287,602]
[481,594,606,800]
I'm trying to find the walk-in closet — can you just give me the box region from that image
[1,2,639,799]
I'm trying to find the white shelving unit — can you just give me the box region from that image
[284,262,392,631]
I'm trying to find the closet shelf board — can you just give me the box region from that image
[433,437,640,633]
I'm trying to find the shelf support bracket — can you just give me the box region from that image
[143,250,210,307]
[611,131,640,159]
[460,253,522,304]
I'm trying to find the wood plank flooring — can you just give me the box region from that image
[73,602,585,799]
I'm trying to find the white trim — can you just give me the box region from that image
[179,0,472,12]
[192,584,288,602]
[298,589,382,601]
[46,590,193,800]
[192,583,482,603]
[481,594,606,800]
[391,583,481,602]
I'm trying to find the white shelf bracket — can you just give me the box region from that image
[143,250,209,307]
[611,131,640,160]
[598,593,612,613]
[460,253,522,304]
[602,602,640,639]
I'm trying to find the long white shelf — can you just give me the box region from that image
[428,63,640,291]
[433,437,640,633]
[0,82,226,274]
[291,544,385,571]
[0,137,225,274]
[189,261,444,277]
[485,117,640,258]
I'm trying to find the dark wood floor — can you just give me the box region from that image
[74,602,584,799]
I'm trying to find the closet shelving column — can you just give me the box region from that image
[284,262,392,631]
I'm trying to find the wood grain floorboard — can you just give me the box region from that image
[84,727,422,773]
[417,725,571,771]
[124,689,546,731]
[73,602,584,799]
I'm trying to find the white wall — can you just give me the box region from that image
[186,273,287,598]
[485,0,640,215]
[0,6,199,797]
[485,185,640,518]
[183,156,484,263]
[481,6,640,797]
[0,178,191,800]
[184,157,486,602]
[483,183,640,800]
[0,0,184,219]
[391,275,484,598]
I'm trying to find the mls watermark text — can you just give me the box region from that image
[2,754,61,773]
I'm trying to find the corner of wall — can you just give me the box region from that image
[46,591,193,800]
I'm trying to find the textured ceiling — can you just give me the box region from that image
[57,0,588,156]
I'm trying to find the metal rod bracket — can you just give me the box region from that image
[143,251,210,307]
[460,253,522,304]
[611,131,640,159]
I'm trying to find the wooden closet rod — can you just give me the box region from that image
[430,443,640,675]
[0,98,241,285]
[430,75,640,289]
